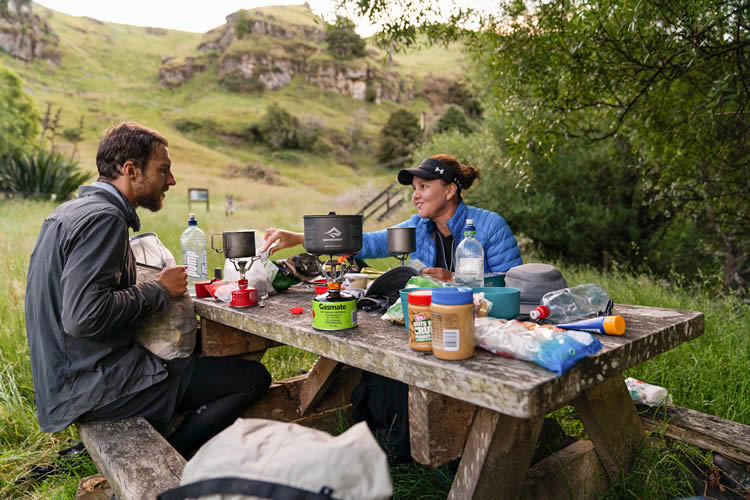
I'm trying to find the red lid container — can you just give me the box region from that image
[408,289,432,306]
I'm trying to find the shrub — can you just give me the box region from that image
[0,148,90,200]
[259,103,304,151]
[0,63,40,155]
[377,109,421,165]
[325,17,366,60]
[435,106,472,135]
[233,11,253,39]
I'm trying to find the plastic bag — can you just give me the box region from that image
[475,317,602,375]
[381,297,405,324]
[221,230,277,297]
[625,377,673,406]
[130,232,176,268]
[404,275,444,289]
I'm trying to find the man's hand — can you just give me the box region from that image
[156,266,188,297]
[261,228,305,255]
[421,267,453,282]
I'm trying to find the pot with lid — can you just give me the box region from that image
[303,212,363,256]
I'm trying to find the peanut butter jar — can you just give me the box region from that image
[430,287,475,360]
[408,290,433,352]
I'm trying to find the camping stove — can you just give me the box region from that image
[303,212,363,331]
[229,259,259,308]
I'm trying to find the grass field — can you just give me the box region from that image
[1,4,748,499]
[1,195,748,499]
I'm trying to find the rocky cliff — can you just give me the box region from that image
[158,6,415,104]
[0,0,59,62]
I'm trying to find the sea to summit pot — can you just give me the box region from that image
[303,213,363,255]
[387,226,416,255]
[211,230,256,259]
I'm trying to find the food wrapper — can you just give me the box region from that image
[475,317,603,375]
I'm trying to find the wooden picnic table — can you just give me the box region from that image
[194,285,704,499]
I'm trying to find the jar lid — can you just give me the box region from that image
[431,287,473,305]
[408,289,432,306]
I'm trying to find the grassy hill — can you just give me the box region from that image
[1,3,467,233]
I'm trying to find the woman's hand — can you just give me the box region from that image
[261,228,304,255]
[421,267,453,282]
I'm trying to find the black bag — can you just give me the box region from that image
[352,371,412,464]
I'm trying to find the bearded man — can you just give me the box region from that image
[25,122,270,457]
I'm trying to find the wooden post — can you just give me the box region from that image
[408,386,476,467]
[572,373,644,481]
[449,409,544,500]
[298,357,341,416]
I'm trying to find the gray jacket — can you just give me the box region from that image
[25,184,170,432]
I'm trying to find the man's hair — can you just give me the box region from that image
[96,122,168,180]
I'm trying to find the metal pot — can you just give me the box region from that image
[303,212,363,255]
[211,230,256,259]
[387,226,416,255]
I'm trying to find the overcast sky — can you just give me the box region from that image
[34,0,499,36]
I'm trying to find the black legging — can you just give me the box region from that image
[168,357,272,457]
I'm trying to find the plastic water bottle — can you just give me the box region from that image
[180,213,207,296]
[529,283,611,323]
[454,219,484,288]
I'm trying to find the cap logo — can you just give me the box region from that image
[434,167,444,174]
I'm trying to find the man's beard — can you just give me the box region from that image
[135,190,164,212]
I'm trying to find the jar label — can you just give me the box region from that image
[442,329,459,351]
[412,313,432,343]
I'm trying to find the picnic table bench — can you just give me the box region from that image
[191,284,705,499]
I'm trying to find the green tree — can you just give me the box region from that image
[377,109,421,164]
[346,0,750,290]
[325,16,366,60]
[0,63,40,155]
[435,105,472,135]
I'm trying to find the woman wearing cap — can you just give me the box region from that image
[261,154,522,279]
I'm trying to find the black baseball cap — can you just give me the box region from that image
[398,158,462,189]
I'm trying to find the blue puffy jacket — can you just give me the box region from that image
[358,201,523,272]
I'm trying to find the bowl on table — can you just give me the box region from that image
[483,273,506,287]
[473,287,520,319]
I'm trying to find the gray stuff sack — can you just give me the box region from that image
[158,418,393,500]
[130,232,197,360]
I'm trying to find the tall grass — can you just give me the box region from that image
[1,198,748,498]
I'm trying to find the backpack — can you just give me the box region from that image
[158,419,393,500]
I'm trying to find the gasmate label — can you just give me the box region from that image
[412,312,432,343]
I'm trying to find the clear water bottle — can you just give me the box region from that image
[180,213,207,296]
[454,219,485,288]
[529,283,611,323]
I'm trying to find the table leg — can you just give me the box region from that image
[298,357,341,416]
[449,408,544,500]
[572,373,644,481]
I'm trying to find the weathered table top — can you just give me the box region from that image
[194,286,704,419]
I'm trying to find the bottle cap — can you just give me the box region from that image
[603,315,626,335]
[408,290,432,306]
[466,219,474,225]
[188,213,197,225]
[431,287,473,306]
[290,307,304,315]
[529,305,550,320]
